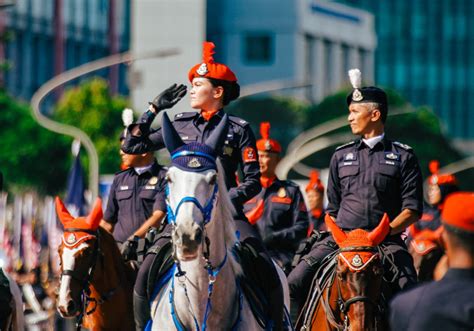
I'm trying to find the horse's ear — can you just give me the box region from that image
[162,112,184,153]
[205,114,229,151]
[55,197,74,227]
[324,213,347,245]
[368,213,391,246]
[86,198,103,231]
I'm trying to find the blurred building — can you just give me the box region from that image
[207,0,376,103]
[335,0,474,149]
[2,0,130,102]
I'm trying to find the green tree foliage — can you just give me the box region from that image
[0,89,70,194]
[55,78,128,175]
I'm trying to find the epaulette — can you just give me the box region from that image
[229,115,249,127]
[335,141,356,151]
[174,112,198,121]
[393,141,413,151]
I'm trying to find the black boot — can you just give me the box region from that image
[133,291,151,331]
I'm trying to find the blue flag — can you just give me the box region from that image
[65,151,86,217]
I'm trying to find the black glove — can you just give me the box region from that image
[149,84,187,112]
[121,236,139,261]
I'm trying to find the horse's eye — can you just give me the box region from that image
[209,174,217,186]
[166,174,172,183]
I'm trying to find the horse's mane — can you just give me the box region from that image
[215,160,242,275]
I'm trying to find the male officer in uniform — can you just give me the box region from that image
[390,192,474,331]
[243,122,308,273]
[288,68,423,312]
[100,108,177,261]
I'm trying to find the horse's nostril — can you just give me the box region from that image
[67,300,76,313]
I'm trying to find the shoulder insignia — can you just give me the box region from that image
[229,115,249,127]
[174,112,198,121]
[393,141,412,151]
[336,141,356,151]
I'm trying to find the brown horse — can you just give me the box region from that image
[297,214,390,331]
[408,225,446,282]
[55,197,135,331]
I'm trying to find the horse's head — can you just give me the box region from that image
[56,197,102,318]
[324,214,390,330]
[409,225,444,281]
[162,112,228,262]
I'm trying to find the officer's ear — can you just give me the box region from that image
[213,85,224,100]
[370,108,382,122]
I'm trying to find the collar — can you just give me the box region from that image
[260,176,277,188]
[197,109,224,123]
[443,268,474,280]
[362,133,385,149]
[134,160,158,175]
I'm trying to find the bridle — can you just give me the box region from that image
[60,228,122,331]
[323,246,384,330]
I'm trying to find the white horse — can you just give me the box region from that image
[149,113,289,330]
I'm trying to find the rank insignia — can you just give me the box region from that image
[149,176,158,185]
[351,254,363,267]
[67,233,76,245]
[196,63,208,76]
[277,187,287,198]
[352,89,363,101]
[187,158,202,168]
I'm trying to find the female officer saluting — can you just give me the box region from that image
[123,42,285,331]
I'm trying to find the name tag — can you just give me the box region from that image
[119,186,129,190]
[384,161,395,165]
[145,185,156,190]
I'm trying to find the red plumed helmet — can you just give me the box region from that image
[306,169,325,193]
[188,42,237,82]
[256,122,281,153]
[428,160,457,186]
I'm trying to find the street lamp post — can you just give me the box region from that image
[30,48,180,200]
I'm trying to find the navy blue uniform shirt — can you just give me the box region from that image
[327,137,423,230]
[103,160,167,242]
[121,110,261,210]
[390,268,474,331]
[243,179,309,252]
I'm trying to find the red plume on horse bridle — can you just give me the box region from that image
[324,213,390,247]
[55,197,103,231]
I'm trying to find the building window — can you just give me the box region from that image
[243,33,273,64]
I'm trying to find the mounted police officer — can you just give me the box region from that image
[100,109,170,262]
[288,68,423,314]
[390,192,474,330]
[122,42,285,330]
[243,122,308,273]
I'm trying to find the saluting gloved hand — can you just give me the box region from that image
[121,235,139,262]
[149,83,187,113]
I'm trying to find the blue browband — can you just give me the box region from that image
[171,150,217,163]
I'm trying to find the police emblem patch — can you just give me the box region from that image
[67,233,76,244]
[242,147,257,163]
[344,152,356,161]
[187,158,202,168]
[385,152,400,161]
[149,176,158,185]
[278,187,287,198]
[351,254,363,267]
[196,63,208,76]
[352,89,363,102]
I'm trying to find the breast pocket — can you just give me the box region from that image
[376,164,400,192]
[139,189,159,201]
[116,190,133,201]
[338,164,360,191]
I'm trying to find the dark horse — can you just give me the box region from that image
[408,225,446,282]
[56,197,135,331]
[296,214,390,331]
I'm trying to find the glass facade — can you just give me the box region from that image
[335,0,474,139]
[2,0,130,102]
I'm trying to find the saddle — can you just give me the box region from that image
[146,234,174,299]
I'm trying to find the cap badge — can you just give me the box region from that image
[187,158,202,168]
[345,152,355,161]
[351,254,363,267]
[149,176,158,185]
[196,63,209,76]
[352,89,363,102]
[277,187,287,198]
[265,140,272,151]
[67,233,77,244]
